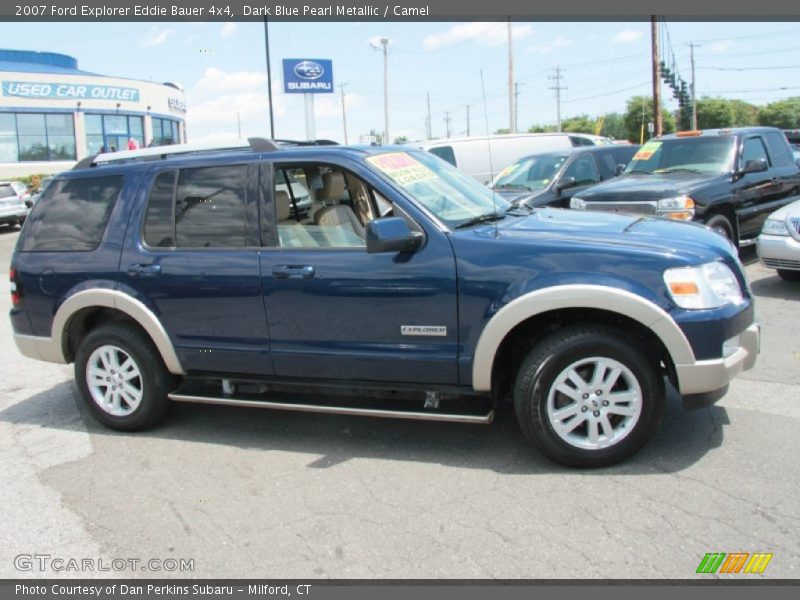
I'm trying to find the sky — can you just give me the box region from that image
[3,20,800,144]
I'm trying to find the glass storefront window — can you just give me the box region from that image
[129,116,143,137]
[152,117,180,146]
[84,114,103,135]
[1,112,76,162]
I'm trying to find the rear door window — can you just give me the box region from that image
[428,145,456,166]
[0,184,15,198]
[764,131,794,167]
[19,176,123,251]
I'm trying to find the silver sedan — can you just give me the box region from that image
[757,198,800,281]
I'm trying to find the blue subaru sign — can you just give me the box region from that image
[282,59,333,94]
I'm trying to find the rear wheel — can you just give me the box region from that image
[777,269,800,281]
[75,322,175,431]
[514,324,664,468]
[705,214,734,242]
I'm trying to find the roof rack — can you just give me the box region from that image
[74,137,280,169]
[274,139,339,147]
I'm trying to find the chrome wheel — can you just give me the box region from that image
[546,356,643,451]
[85,344,143,417]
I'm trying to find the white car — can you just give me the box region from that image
[0,181,30,229]
[757,198,800,281]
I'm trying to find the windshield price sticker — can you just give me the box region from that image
[634,141,662,161]
[367,153,437,186]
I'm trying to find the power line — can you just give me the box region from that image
[548,66,566,132]
[563,81,650,103]
[700,65,800,71]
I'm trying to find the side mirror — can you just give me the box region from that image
[615,164,626,176]
[556,176,577,193]
[742,158,768,174]
[366,217,422,254]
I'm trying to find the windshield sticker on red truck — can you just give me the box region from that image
[367,152,437,186]
[633,141,662,161]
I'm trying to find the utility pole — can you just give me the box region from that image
[380,37,389,144]
[465,104,471,136]
[444,112,452,138]
[426,92,432,139]
[514,82,520,131]
[548,66,566,133]
[688,42,700,130]
[262,16,275,138]
[507,19,516,133]
[338,83,349,144]
[651,16,663,136]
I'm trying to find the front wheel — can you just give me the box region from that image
[705,214,734,242]
[75,322,175,431]
[514,325,664,468]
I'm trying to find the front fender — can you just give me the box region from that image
[471,284,695,392]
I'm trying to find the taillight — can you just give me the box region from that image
[10,267,21,307]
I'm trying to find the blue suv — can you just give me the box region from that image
[9,139,760,467]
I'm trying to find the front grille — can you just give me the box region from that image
[584,201,657,216]
[762,257,800,269]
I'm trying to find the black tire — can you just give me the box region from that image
[74,322,176,431]
[705,214,734,242]
[513,324,665,468]
[777,269,800,281]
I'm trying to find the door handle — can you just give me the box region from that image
[272,265,315,279]
[127,263,162,277]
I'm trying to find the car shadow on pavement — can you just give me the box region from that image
[750,275,800,301]
[0,380,729,475]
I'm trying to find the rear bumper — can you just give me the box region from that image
[12,333,66,364]
[675,323,760,397]
[757,234,800,270]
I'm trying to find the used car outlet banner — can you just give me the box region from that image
[2,0,799,21]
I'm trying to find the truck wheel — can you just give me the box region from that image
[777,269,800,281]
[74,322,175,431]
[514,325,664,468]
[705,214,734,242]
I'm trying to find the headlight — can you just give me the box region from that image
[570,197,586,209]
[761,218,790,236]
[664,262,744,309]
[656,196,695,220]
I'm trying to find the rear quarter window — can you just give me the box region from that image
[428,145,456,166]
[19,175,123,252]
[764,131,794,167]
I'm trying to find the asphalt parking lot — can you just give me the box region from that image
[0,225,798,580]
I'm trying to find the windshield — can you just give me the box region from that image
[491,153,569,191]
[366,150,510,228]
[625,136,736,175]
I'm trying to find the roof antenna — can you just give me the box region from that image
[480,69,499,238]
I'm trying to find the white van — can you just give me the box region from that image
[421,133,613,183]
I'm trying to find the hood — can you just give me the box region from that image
[764,197,800,221]
[458,207,735,260]
[578,172,728,201]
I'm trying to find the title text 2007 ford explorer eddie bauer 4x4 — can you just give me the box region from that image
[9,140,759,467]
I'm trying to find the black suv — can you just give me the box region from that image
[570,127,800,245]
[491,145,639,208]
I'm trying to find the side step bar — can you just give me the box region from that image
[168,393,495,425]
[739,238,757,247]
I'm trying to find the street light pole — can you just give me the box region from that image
[380,37,389,144]
[339,83,349,144]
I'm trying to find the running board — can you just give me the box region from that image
[739,238,757,247]
[168,393,495,425]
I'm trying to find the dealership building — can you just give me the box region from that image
[0,49,187,179]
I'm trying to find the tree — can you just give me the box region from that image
[393,135,409,144]
[729,100,758,127]
[757,97,800,129]
[560,114,595,134]
[527,124,557,133]
[494,128,511,135]
[598,112,626,141]
[622,96,675,143]
[696,97,735,129]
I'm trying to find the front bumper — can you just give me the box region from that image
[757,234,800,271]
[675,323,760,396]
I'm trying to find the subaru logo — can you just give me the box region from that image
[294,61,324,80]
